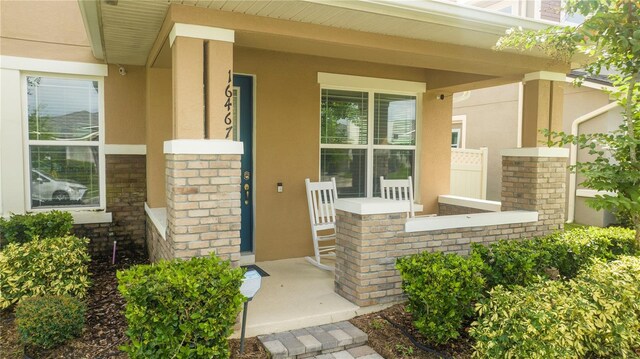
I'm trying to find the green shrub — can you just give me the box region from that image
[396,251,485,344]
[471,239,553,288]
[0,211,73,246]
[15,294,86,349]
[0,236,91,309]
[471,256,640,359]
[117,255,245,359]
[472,226,639,288]
[551,226,638,277]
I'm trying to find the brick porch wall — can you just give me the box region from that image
[335,152,568,306]
[438,203,490,216]
[146,214,172,262]
[73,155,146,255]
[335,211,538,306]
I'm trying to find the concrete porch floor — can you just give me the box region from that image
[233,257,393,338]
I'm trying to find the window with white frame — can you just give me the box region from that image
[451,128,462,148]
[25,75,104,209]
[320,87,417,198]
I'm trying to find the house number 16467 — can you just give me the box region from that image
[224,70,233,139]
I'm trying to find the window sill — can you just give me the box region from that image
[144,203,167,240]
[71,211,113,224]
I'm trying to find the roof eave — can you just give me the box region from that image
[303,0,558,35]
[78,0,105,61]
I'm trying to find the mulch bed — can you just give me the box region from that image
[0,251,268,359]
[1,251,147,359]
[350,304,474,359]
[1,252,472,359]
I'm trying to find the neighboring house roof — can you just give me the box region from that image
[568,70,613,86]
[79,0,557,66]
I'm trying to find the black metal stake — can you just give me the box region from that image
[239,299,250,354]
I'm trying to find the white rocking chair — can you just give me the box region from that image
[380,176,415,218]
[304,178,338,271]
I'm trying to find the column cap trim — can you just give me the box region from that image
[169,23,235,47]
[164,139,244,155]
[501,147,569,158]
[523,71,566,82]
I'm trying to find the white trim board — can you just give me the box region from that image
[0,56,107,76]
[523,71,566,83]
[501,147,569,158]
[438,195,501,212]
[335,198,423,215]
[145,203,167,240]
[405,210,538,232]
[576,189,616,198]
[72,211,112,224]
[318,72,426,93]
[169,23,235,47]
[164,139,244,155]
[105,144,147,155]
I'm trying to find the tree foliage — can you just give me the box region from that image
[497,0,640,244]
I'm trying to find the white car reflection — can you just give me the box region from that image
[31,169,87,202]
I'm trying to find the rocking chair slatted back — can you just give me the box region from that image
[380,176,415,218]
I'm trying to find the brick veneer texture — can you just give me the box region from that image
[540,0,561,22]
[438,203,491,216]
[164,154,241,265]
[335,154,567,307]
[73,155,146,255]
[146,214,172,262]
[501,155,567,235]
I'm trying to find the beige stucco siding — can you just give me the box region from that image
[0,0,98,63]
[233,47,449,261]
[145,68,172,208]
[105,65,146,145]
[453,83,520,201]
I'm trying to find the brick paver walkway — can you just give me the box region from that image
[258,321,383,359]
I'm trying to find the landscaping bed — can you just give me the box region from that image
[1,252,146,359]
[351,304,473,359]
[0,251,268,359]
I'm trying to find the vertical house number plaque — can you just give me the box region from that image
[224,70,233,139]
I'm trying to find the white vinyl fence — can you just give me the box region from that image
[450,147,488,199]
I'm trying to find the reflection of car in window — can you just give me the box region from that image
[31,169,88,203]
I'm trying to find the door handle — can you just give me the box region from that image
[244,183,250,205]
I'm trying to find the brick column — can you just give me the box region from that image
[501,147,569,236]
[334,211,408,307]
[164,140,243,265]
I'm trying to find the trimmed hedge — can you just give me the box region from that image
[0,236,91,309]
[0,211,73,246]
[117,255,245,359]
[472,226,638,288]
[471,256,640,358]
[396,251,485,344]
[15,294,86,349]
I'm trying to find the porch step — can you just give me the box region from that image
[258,321,370,359]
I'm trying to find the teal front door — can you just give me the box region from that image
[234,74,254,253]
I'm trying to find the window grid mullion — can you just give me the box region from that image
[366,91,375,198]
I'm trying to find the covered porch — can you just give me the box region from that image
[232,257,389,338]
[79,0,571,334]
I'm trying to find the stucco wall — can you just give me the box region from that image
[229,47,450,261]
[105,64,146,145]
[453,83,520,201]
[0,0,98,63]
[145,68,173,208]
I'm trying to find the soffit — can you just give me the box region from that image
[97,0,553,66]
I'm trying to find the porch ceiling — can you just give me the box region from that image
[85,0,557,70]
